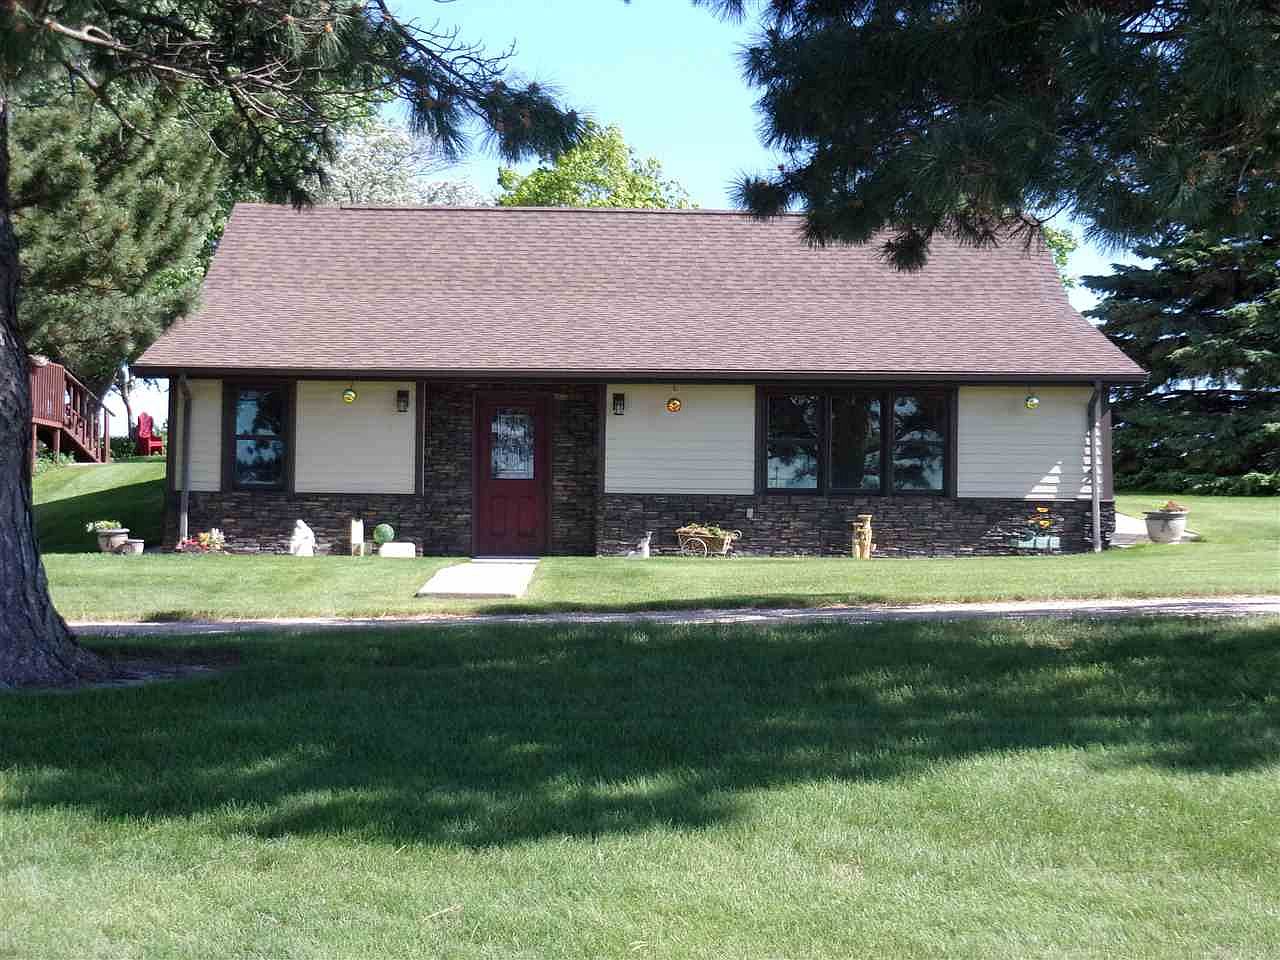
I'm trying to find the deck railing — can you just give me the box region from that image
[29,360,110,463]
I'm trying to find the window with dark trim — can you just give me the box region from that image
[229,385,288,490]
[760,387,952,495]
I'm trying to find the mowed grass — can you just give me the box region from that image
[2,617,1279,958]
[33,459,166,551]
[41,487,1278,621]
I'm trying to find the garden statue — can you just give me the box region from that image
[289,520,317,557]
[626,531,653,559]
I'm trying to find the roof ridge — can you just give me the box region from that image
[233,201,800,218]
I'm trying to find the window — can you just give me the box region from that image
[830,393,882,491]
[761,387,951,495]
[766,394,820,489]
[229,385,288,489]
[490,407,536,479]
[892,393,947,492]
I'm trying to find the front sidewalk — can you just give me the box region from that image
[71,594,1280,637]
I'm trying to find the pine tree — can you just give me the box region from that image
[699,1,1280,268]
[1086,234,1280,492]
[1,0,581,687]
[497,124,691,208]
[13,90,222,406]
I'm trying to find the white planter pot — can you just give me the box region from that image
[95,529,130,553]
[119,539,145,556]
[1143,511,1188,544]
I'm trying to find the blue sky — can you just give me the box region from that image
[401,0,1139,311]
[123,0,1137,431]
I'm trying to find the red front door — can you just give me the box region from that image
[474,395,549,556]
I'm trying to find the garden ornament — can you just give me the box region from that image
[289,519,317,557]
[625,531,653,559]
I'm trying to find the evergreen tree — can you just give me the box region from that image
[1,0,582,687]
[13,91,221,406]
[699,1,1280,268]
[1087,234,1280,492]
[497,124,691,208]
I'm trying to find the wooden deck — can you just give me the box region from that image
[29,360,110,469]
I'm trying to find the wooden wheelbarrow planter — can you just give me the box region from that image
[676,526,742,557]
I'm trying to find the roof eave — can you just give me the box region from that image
[131,361,1148,385]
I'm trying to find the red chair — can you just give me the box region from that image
[135,412,164,456]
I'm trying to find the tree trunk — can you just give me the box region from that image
[0,94,106,688]
[115,366,135,439]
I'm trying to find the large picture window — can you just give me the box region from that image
[228,384,288,490]
[761,387,951,495]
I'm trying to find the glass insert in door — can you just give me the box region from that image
[490,408,535,479]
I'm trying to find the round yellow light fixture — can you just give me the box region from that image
[666,397,682,413]
[1024,394,1041,410]
[342,387,358,404]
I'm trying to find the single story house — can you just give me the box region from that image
[133,203,1145,557]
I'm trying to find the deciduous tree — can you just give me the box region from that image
[497,124,690,208]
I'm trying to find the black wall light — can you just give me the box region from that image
[396,389,411,413]
[612,392,626,415]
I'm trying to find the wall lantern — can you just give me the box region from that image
[396,389,411,413]
[612,392,626,416]
[342,386,358,404]
[1024,394,1041,410]
[666,396,683,414]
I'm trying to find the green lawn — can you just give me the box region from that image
[39,477,1278,621]
[3,617,1278,957]
[34,459,166,552]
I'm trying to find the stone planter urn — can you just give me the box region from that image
[96,528,130,553]
[1143,509,1189,544]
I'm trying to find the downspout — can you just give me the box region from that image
[178,374,192,544]
[1087,380,1103,553]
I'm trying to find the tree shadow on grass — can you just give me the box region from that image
[35,477,165,552]
[2,617,1277,848]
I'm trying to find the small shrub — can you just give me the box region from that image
[32,452,74,476]
[1116,471,1280,496]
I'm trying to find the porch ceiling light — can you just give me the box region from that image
[666,396,682,413]
[1024,394,1041,410]
[343,385,358,404]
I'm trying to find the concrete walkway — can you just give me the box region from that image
[1112,511,1201,547]
[71,595,1280,638]
[415,558,539,598]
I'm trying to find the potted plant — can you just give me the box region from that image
[85,520,129,553]
[1143,499,1190,543]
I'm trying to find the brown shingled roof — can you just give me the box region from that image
[134,203,1144,381]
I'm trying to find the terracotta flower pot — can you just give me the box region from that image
[1143,510,1188,544]
[95,529,130,553]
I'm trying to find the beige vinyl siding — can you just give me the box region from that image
[172,379,222,492]
[605,384,755,494]
[956,386,1097,499]
[294,381,416,494]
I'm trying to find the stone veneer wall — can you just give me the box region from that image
[596,494,1115,557]
[165,381,601,555]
